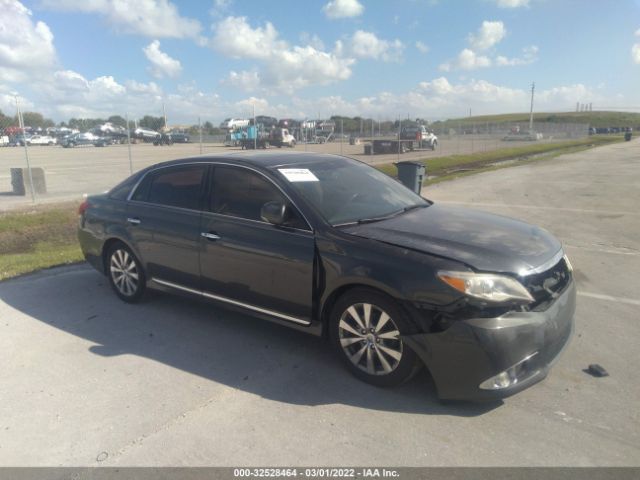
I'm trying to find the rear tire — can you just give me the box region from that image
[330,288,422,387]
[106,243,146,303]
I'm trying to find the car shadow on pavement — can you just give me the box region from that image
[0,264,501,417]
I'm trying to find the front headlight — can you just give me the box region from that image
[437,270,534,304]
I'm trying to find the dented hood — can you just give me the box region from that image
[340,204,562,274]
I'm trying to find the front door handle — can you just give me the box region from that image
[127,217,141,225]
[201,232,221,241]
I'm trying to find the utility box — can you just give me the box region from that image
[395,161,426,194]
[625,132,632,141]
[11,168,47,196]
[364,144,372,155]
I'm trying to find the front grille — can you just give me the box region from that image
[521,257,571,311]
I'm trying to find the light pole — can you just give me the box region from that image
[126,112,132,175]
[14,94,35,203]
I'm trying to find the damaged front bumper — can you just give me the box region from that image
[403,279,576,401]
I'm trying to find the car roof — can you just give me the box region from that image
[144,151,349,171]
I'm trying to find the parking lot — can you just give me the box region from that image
[0,139,638,466]
[0,134,575,211]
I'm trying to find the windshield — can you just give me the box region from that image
[274,157,428,226]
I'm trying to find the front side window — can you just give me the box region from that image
[210,166,308,229]
[132,165,206,210]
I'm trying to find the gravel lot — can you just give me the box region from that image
[0,139,638,466]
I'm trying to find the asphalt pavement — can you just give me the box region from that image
[0,139,638,466]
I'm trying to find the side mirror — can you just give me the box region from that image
[260,201,287,225]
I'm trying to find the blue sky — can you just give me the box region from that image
[1,0,639,124]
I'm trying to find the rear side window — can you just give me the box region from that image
[132,165,206,210]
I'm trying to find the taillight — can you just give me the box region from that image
[78,200,89,216]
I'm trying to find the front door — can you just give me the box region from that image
[199,165,315,323]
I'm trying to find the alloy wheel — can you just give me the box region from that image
[109,248,140,297]
[338,303,403,376]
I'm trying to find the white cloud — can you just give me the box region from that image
[322,0,364,19]
[415,41,430,54]
[42,0,202,39]
[223,70,261,92]
[299,32,325,51]
[469,21,506,50]
[211,16,283,59]
[0,0,57,82]
[495,0,530,7]
[496,45,538,66]
[636,28,640,37]
[143,40,182,78]
[439,49,492,71]
[632,43,640,64]
[350,30,404,62]
[211,16,354,91]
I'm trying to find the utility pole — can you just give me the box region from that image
[162,100,167,131]
[253,103,256,150]
[15,95,35,203]
[529,82,535,132]
[126,112,132,174]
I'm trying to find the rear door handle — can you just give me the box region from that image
[127,217,141,225]
[201,232,221,241]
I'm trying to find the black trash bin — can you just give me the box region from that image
[625,132,632,141]
[364,144,372,155]
[395,161,426,194]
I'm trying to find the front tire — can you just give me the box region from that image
[106,243,146,303]
[330,288,421,387]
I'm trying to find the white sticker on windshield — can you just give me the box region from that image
[278,168,319,182]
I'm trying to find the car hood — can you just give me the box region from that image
[340,204,561,274]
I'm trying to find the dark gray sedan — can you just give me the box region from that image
[78,152,575,401]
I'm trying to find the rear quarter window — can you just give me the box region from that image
[109,174,141,201]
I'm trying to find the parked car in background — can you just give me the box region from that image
[153,133,174,146]
[27,135,57,146]
[11,134,31,146]
[169,131,190,143]
[400,125,438,150]
[134,128,160,142]
[78,152,575,401]
[61,132,109,148]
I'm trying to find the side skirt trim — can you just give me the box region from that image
[149,277,311,326]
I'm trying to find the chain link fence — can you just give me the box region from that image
[0,111,597,210]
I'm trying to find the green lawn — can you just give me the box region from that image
[375,135,623,179]
[0,202,83,280]
[431,111,640,129]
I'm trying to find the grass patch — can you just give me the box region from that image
[432,111,640,129]
[376,135,623,179]
[0,202,83,280]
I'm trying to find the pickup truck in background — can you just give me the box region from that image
[369,125,438,154]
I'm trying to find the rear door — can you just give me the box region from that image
[127,164,208,289]
[199,165,315,323]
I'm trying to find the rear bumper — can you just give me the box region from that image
[404,279,576,401]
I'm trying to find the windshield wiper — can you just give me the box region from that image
[334,203,430,227]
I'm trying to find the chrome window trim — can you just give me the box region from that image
[518,249,565,277]
[207,162,313,232]
[200,210,313,236]
[126,160,313,232]
[149,277,311,326]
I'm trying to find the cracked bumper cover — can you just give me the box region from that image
[403,279,576,401]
